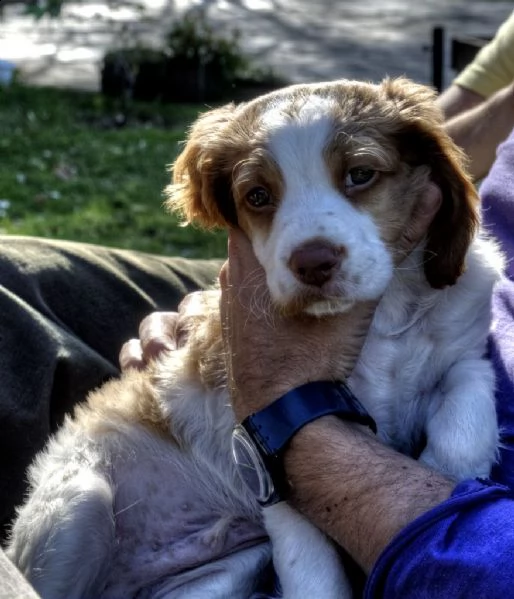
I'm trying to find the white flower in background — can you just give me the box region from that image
[54,162,77,180]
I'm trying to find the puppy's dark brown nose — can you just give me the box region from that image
[288,242,344,287]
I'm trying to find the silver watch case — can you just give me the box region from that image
[231,424,280,506]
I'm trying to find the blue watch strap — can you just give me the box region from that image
[243,380,377,457]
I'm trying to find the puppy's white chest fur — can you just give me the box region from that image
[349,239,501,477]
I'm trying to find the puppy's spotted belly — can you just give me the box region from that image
[101,455,268,598]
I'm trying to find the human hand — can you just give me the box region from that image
[220,183,441,421]
[119,312,178,371]
[118,293,210,371]
[219,230,376,421]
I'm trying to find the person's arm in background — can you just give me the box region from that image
[440,82,514,181]
[437,84,484,120]
[437,11,514,180]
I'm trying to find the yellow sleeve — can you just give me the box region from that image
[454,11,514,98]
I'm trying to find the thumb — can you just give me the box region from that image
[397,182,441,258]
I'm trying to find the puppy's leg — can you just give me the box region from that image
[7,465,114,599]
[420,357,499,480]
[152,543,272,599]
[263,503,352,599]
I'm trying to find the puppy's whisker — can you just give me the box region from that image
[391,248,439,273]
[115,499,142,516]
[240,266,267,291]
[235,271,277,330]
[249,285,276,329]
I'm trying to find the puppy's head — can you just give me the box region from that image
[167,78,478,315]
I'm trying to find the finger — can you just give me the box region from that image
[219,260,229,291]
[399,182,442,254]
[178,291,215,318]
[227,229,270,319]
[119,339,144,372]
[139,312,179,361]
[227,228,262,279]
[176,291,217,348]
[219,261,231,345]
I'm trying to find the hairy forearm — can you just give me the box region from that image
[284,417,454,573]
[445,83,514,180]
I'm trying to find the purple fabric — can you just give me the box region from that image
[365,132,514,598]
[481,138,514,280]
[366,479,514,597]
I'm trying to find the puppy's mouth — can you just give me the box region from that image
[266,245,392,316]
[304,297,356,316]
[274,283,357,317]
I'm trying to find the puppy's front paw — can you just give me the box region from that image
[418,446,439,472]
[419,445,493,481]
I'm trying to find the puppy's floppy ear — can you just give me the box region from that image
[165,104,239,229]
[422,137,479,289]
[382,78,479,289]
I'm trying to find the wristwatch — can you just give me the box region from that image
[231,380,377,506]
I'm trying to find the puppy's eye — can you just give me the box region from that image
[246,187,271,208]
[345,167,377,188]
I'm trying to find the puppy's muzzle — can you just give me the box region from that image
[288,241,346,287]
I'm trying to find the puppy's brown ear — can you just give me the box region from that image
[382,78,479,289]
[422,139,479,289]
[165,104,239,229]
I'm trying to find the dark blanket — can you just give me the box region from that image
[0,235,221,539]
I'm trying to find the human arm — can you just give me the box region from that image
[437,84,484,120]
[119,311,181,370]
[284,418,453,572]
[451,11,514,102]
[436,12,514,180]
[439,82,514,181]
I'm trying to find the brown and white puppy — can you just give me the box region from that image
[8,79,503,599]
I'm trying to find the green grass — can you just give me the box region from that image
[0,85,227,258]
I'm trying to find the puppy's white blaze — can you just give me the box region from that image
[266,190,393,308]
[262,96,336,181]
[253,99,394,313]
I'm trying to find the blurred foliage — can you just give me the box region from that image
[101,11,286,103]
[0,84,227,258]
[166,11,249,80]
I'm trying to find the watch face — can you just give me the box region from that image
[231,425,275,504]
